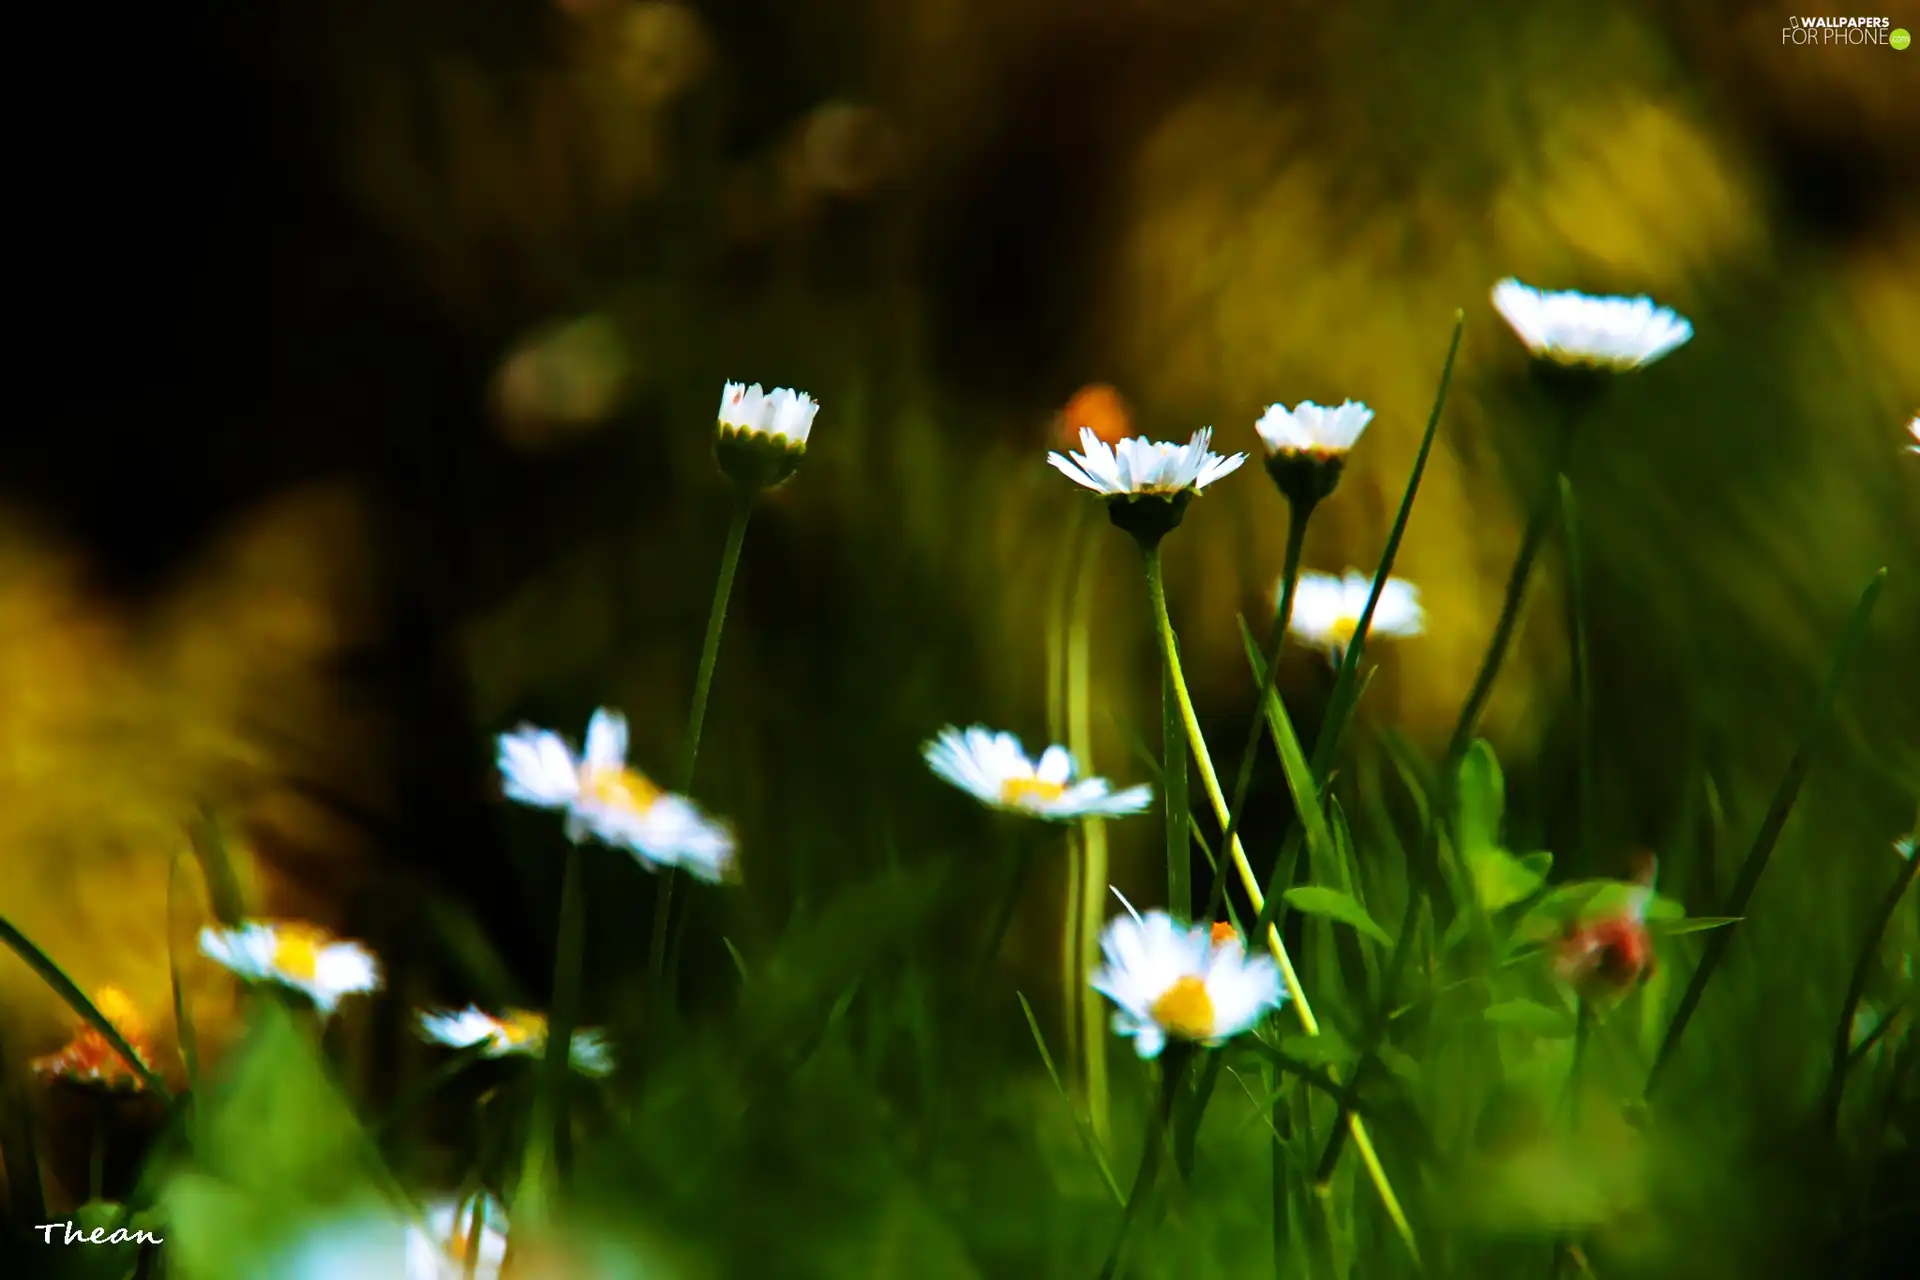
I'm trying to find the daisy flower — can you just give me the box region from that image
[1049,426,1245,498]
[1286,569,1425,663]
[496,707,737,883]
[31,986,157,1093]
[406,1194,508,1280]
[200,920,382,1016]
[416,1006,615,1077]
[1254,399,1374,459]
[1255,398,1374,506]
[922,725,1153,822]
[1906,415,1919,454]
[1091,897,1285,1060]
[1492,278,1693,371]
[715,381,819,490]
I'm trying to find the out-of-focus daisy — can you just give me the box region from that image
[1906,415,1919,454]
[1091,898,1285,1060]
[1492,279,1693,371]
[417,1006,615,1077]
[714,380,819,490]
[1054,383,1135,449]
[199,920,381,1016]
[496,707,737,883]
[32,986,156,1093]
[1286,569,1425,663]
[922,725,1153,822]
[1050,425,1246,546]
[406,1194,509,1280]
[1255,398,1374,506]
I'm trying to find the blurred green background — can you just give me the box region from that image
[2,0,1918,1275]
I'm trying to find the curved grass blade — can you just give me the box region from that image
[1017,992,1124,1204]
[1645,566,1888,1097]
[0,917,174,1103]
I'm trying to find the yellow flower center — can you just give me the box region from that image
[271,925,333,982]
[497,1010,549,1050]
[1209,922,1240,948]
[1328,613,1361,645]
[579,763,662,815]
[1001,776,1068,807]
[1149,975,1216,1042]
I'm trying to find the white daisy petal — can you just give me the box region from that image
[496,728,581,809]
[1492,278,1693,370]
[1283,569,1424,663]
[921,724,1154,822]
[1049,427,1244,498]
[1906,415,1919,454]
[582,708,628,772]
[409,1194,509,1280]
[1254,400,1375,456]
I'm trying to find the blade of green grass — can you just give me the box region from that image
[1017,992,1124,1204]
[1645,566,1888,1097]
[0,917,174,1103]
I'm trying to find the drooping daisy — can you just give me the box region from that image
[31,986,157,1093]
[496,707,737,883]
[416,1006,615,1077]
[714,380,819,490]
[199,920,382,1016]
[922,725,1154,822]
[406,1194,508,1280]
[1286,569,1425,663]
[1091,896,1285,1060]
[1491,278,1693,371]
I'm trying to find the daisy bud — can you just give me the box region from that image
[714,381,819,493]
[1254,399,1373,509]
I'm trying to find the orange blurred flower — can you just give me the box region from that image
[1210,921,1241,948]
[1056,384,1134,449]
[31,986,155,1093]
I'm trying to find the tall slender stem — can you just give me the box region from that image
[1204,494,1317,924]
[1560,474,1595,866]
[1138,542,1418,1263]
[543,841,585,1186]
[1098,1044,1192,1280]
[1067,518,1113,1145]
[649,494,756,995]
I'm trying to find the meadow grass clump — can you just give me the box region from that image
[1,304,1915,1280]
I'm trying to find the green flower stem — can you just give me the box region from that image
[1646,567,1887,1098]
[1822,802,1920,1128]
[541,841,586,1190]
[1139,544,1418,1263]
[1065,514,1115,1145]
[1317,391,1578,1193]
[1561,475,1596,865]
[1098,1043,1192,1280]
[1202,492,1318,926]
[649,492,756,996]
[976,826,1042,988]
